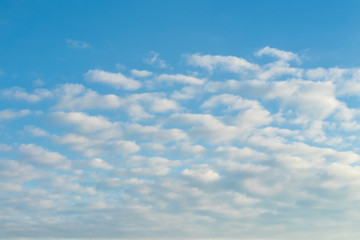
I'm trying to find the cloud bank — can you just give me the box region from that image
[1,47,360,240]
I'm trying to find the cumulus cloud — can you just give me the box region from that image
[18,144,71,169]
[131,69,153,77]
[50,111,119,134]
[85,69,141,90]
[185,53,260,74]
[1,87,52,102]
[157,73,205,85]
[54,84,124,110]
[89,158,113,170]
[5,47,360,239]
[24,125,49,137]
[169,113,240,143]
[0,109,30,121]
[123,93,180,119]
[182,164,221,182]
[255,46,299,62]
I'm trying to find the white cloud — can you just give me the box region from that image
[185,53,260,74]
[144,51,168,68]
[85,69,141,90]
[128,155,180,176]
[182,164,220,182]
[169,113,240,143]
[171,86,200,100]
[201,93,261,111]
[126,104,154,121]
[89,158,113,170]
[215,146,267,161]
[0,159,39,181]
[51,112,119,134]
[157,73,205,85]
[66,39,91,49]
[5,47,360,239]
[1,87,52,102]
[18,144,71,169]
[256,61,303,80]
[243,178,282,196]
[255,46,299,62]
[131,69,153,77]
[54,84,124,110]
[150,98,179,112]
[264,80,340,123]
[125,123,188,143]
[53,133,103,157]
[232,192,260,205]
[0,143,12,152]
[24,125,49,137]
[112,140,141,154]
[0,182,23,192]
[0,109,30,121]
[124,93,180,118]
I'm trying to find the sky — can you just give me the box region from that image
[2,0,360,239]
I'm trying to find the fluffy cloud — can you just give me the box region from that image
[169,113,240,143]
[4,47,360,239]
[255,46,299,62]
[50,111,119,134]
[131,69,153,77]
[185,53,260,73]
[182,164,221,183]
[89,158,114,170]
[157,73,205,85]
[18,144,71,169]
[0,109,30,121]
[1,87,52,102]
[85,69,141,90]
[54,84,124,110]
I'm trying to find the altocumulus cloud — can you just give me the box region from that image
[2,47,360,240]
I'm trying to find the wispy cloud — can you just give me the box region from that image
[66,39,91,49]
[144,51,169,68]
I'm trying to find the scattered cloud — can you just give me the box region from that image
[185,53,260,74]
[85,69,142,90]
[255,46,300,62]
[1,87,52,102]
[24,125,49,137]
[32,79,44,87]
[66,39,91,49]
[54,83,124,110]
[144,51,169,68]
[157,73,205,85]
[0,109,30,121]
[3,47,360,239]
[18,143,71,169]
[131,69,153,77]
[89,158,114,170]
[182,164,221,182]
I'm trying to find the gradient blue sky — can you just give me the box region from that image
[2,1,360,240]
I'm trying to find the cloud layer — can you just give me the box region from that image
[1,47,360,239]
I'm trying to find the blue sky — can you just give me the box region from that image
[2,1,360,239]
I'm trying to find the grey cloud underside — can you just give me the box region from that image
[2,47,360,239]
